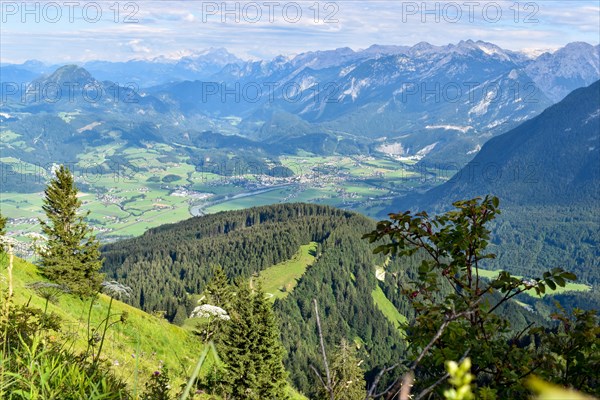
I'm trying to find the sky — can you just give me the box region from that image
[1,0,599,63]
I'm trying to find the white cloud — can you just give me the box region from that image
[127,39,151,54]
[1,0,598,63]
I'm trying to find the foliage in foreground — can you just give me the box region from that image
[364,196,599,399]
[0,273,129,399]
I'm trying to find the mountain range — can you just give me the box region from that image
[396,79,600,209]
[1,40,598,187]
[391,80,600,287]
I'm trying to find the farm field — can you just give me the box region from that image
[2,143,442,258]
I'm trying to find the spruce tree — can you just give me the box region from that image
[220,280,259,399]
[39,165,103,297]
[172,304,188,326]
[204,265,233,312]
[220,280,289,399]
[253,282,289,399]
[0,212,6,256]
[327,339,367,400]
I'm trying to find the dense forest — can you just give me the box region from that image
[487,206,600,284]
[101,203,550,396]
[102,204,409,394]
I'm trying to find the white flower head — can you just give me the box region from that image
[190,304,230,320]
[101,281,133,299]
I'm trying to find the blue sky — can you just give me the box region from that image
[1,1,599,63]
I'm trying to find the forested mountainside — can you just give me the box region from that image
[101,203,406,395]
[101,203,543,396]
[392,80,600,285]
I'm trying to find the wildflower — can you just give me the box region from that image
[27,281,70,292]
[189,304,230,320]
[26,281,70,305]
[101,281,133,299]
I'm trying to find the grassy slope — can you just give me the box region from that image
[477,268,591,297]
[371,286,407,337]
[2,254,199,393]
[258,242,318,300]
[1,254,307,399]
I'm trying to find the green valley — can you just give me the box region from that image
[2,142,449,259]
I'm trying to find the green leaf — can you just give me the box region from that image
[526,376,593,400]
[538,283,546,295]
[561,272,577,281]
[554,276,566,287]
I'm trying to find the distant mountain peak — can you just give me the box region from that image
[525,42,600,101]
[562,41,597,51]
[518,47,558,59]
[411,41,435,51]
[37,64,95,86]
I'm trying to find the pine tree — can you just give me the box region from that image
[327,339,367,400]
[220,280,289,399]
[39,165,103,297]
[172,304,188,326]
[220,280,259,399]
[0,212,6,256]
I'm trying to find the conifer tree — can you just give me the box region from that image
[0,212,6,255]
[195,265,234,343]
[172,304,188,326]
[39,165,103,297]
[204,265,233,312]
[327,339,367,400]
[220,280,289,399]
[220,280,259,398]
[253,282,289,399]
